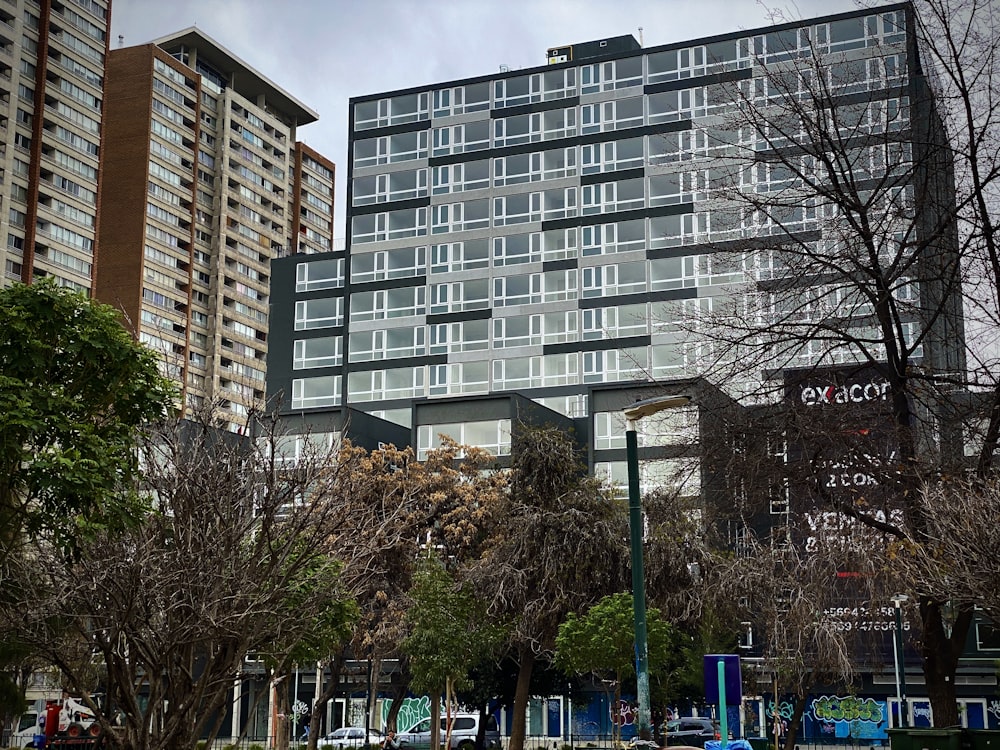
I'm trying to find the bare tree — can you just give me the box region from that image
[648,0,1000,724]
[715,530,887,750]
[897,476,1000,627]
[6,405,358,750]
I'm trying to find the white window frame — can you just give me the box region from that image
[581,178,645,215]
[540,107,577,140]
[428,361,490,397]
[581,219,646,256]
[428,279,490,314]
[493,233,541,267]
[541,187,578,220]
[580,57,643,94]
[291,375,341,409]
[431,120,491,156]
[296,258,344,291]
[581,137,645,175]
[581,96,645,134]
[429,240,490,274]
[350,246,426,284]
[294,298,343,330]
[432,160,490,195]
[431,199,490,233]
[493,113,542,147]
[428,319,489,354]
[647,87,707,124]
[494,74,541,108]
[493,152,543,186]
[541,227,578,262]
[293,336,342,369]
[493,192,542,227]
[492,315,540,349]
[493,274,536,308]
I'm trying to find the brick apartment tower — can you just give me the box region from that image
[97,29,335,430]
[0,0,111,292]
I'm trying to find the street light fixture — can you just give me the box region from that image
[891,594,909,727]
[624,394,692,741]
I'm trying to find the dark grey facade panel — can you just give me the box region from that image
[541,202,695,233]
[348,276,426,293]
[489,96,581,119]
[346,355,449,374]
[577,288,698,309]
[425,308,493,325]
[643,67,752,95]
[544,336,652,356]
[350,196,431,217]
[579,166,645,186]
[541,258,579,273]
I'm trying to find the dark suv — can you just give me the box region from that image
[663,718,719,747]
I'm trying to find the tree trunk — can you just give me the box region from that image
[276,677,291,750]
[613,683,622,749]
[444,677,455,750]
[369,657,382,736]
[919,598,974,726]
[891,387,972,727]
[431,691,442,750]
[507,646,536,750]
[384,678,409,732]
[782,693,808,750]
[309,652,346,750]
[475,704,488,750]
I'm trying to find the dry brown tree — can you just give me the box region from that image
[301,438,508,749]
[896,475,1000,631]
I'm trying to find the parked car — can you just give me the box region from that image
[662,718,719,747]
[319,726,385,749]
[397,713,500,750]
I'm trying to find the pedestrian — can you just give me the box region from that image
[383,730,400,750]
[301,712,312,742]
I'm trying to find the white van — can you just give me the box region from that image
[397,713,501,750]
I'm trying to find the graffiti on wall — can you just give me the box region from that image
[810,696,886,740]
[382,697,431,732]
[812,696,884,724]
[611,701,635,726]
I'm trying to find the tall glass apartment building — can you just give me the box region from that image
[268,2,956,486]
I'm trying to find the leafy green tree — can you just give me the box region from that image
[556,592,680,745]
[403,555,505,750]
[265,548,358,750]
[0,280,174,556]
[0,280,174,735]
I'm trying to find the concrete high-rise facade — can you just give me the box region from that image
[0,0,110,293]
[97,29,335,429]
[267,2,960,491]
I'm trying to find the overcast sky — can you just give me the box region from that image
[111,0,865,233]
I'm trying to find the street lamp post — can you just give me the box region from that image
[624,394,691,741]
[891,594,909,727]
